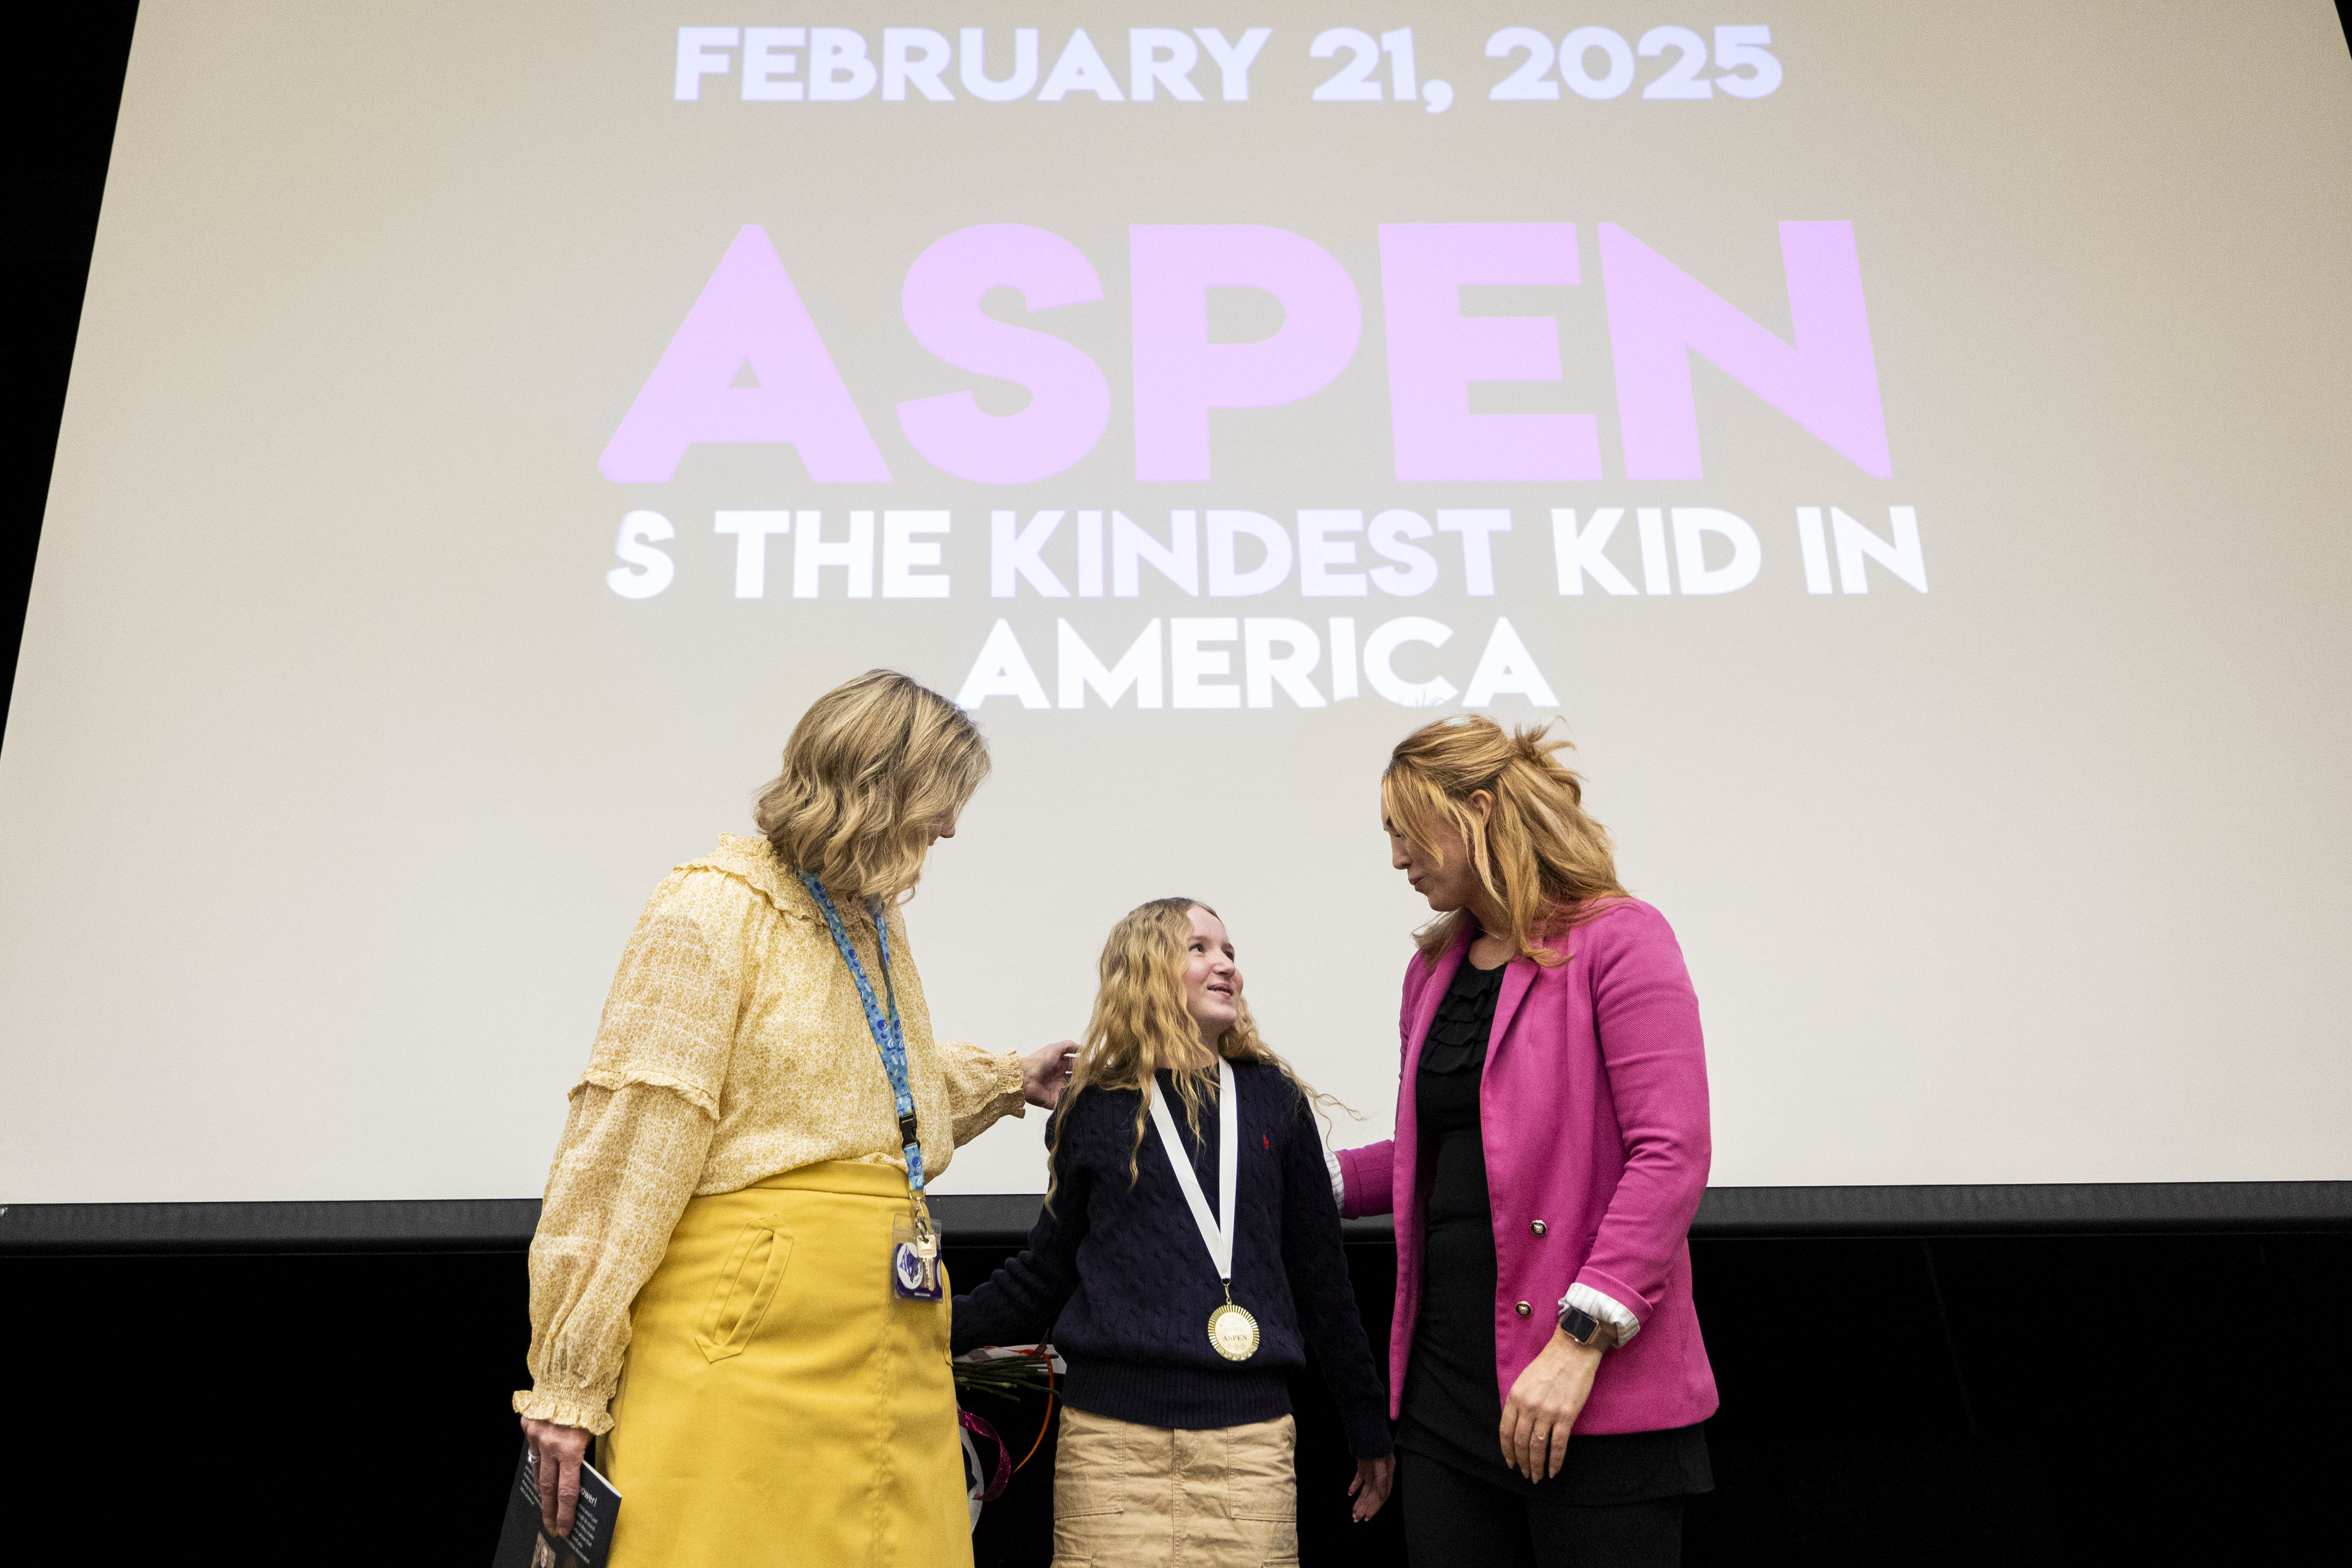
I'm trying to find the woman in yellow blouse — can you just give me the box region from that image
[514,671,1071,1568]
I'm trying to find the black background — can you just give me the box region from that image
[8,8,2351,1565]
[5,1231,2347,1564]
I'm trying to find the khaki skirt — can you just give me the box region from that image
[1051,1407,1298,1566]
[598,1160,969,1568]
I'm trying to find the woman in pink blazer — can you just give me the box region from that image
[1336,716,1718,1567]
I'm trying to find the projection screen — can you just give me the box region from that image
[5,0,2348,1203]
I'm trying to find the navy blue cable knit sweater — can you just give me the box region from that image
[952,1061,1393,1459]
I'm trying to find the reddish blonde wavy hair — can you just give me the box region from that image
[754,670,989,903]
[1051,897,1324,1198]
[1381,715,1628,967]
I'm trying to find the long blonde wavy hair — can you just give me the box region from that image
[1051,897,1327,1201]
[754,670,989,903]
[1381,715,1629,967]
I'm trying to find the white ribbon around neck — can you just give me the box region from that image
[1148,1056,1238,1285]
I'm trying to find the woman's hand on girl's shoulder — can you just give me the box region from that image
[1020,1040,1078,1109]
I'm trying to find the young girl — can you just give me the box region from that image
[952,897,1394,1563]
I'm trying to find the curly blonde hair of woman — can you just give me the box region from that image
[753,670,989,903]
[1382,714,1629,968]
[1050,897,1331,1203]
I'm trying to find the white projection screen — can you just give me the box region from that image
[5,1,2349,1206]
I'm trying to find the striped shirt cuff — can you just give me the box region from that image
[1560,1282,1642,1346]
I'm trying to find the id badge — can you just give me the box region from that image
[891,1211,942,1300]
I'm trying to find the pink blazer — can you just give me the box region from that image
[1337,900,1719,1433]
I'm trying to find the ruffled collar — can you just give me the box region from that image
[1421,955,1507,1074]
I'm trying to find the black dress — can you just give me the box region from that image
[1394,951,1712,1507]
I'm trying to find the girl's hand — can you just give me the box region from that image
[520,1416,593,1535]
[1021,1040,1079,1109]
[1498,1330,1605,1481]
[1348,1454,1395,1521]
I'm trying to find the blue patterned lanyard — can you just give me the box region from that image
[796,870,925,1194]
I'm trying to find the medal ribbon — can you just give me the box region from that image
[797,870,925,1194]
[1148,1056,1238,1290]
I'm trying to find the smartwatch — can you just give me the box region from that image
[1557,1303,1612,1348]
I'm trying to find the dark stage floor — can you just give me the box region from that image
[6,1228,2344,1566]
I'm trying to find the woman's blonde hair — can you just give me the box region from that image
[753,670,989,903]
[1050,897,1327,1200]
[1381,715,1628,967]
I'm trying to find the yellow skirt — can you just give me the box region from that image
[598,1161,969,1568]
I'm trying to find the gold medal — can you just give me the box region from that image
[1208,1300,1260,1362]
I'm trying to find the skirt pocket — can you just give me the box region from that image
[1052,1411,1129,1519]
[1050,1405,1133,1568]
[1223,1415,1300,1565]
[692,1218,794,1363]
[1224,1414,1297,1520]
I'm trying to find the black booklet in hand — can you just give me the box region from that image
[492,1446,621,1568]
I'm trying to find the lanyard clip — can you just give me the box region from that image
[897,1110,923,1174]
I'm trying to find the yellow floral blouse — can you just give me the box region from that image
[513,834,1027,1433]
